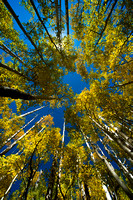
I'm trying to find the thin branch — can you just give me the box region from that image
[110,81,133,88]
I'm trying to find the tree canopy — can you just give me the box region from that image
[0,0,133,199]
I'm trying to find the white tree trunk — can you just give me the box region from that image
[0,117,45,156]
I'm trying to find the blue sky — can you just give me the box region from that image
[2,0,89,134]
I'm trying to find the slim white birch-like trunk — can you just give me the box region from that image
[2,115,38,148]
[88,115,133,159]
[80,128,112,200]
[96,145,133,199]
[99,139,133,185]
[10,106,45,121]
[98,115,133,150]
[0,117,45,156]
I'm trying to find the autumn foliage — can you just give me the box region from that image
[0,0,133,199]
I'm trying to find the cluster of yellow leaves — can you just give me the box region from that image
[0,99,25,146]
[0,154,21,197]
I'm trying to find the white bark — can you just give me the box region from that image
[10,106,45,121]
[100,140,133,184]
[59,118,65,179]
[98,115,133,149]
[0,164,26,200]
[0,117,45,156]
[35,170,43,189]
[80,128,112,200]
[102,185,112,200]
[96,146,133,199]
[2,115,38,147]
[88,115,133,159]
[1,174,19,200]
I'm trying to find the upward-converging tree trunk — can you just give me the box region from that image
[0,116,44,156]
[1,115,38,148]
[95,0,118,45]
[65,0,69,35]
[45,156,58,200]
[22,139,43,200]
[55,0,61,42]
[29,0,59,53]
[95,146,133,199]
[102,140,133,186]
[2,0,48,67]
[88,115,133,159]
[0,0,132,199]
[10,106,45,120]
[82,127,133,199]
[80,127,112,200]
[0,86,57,100]
[84,183,91,200]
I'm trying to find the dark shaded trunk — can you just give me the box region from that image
[45,157,57,200]
[29,0,59,53]
[0,86,56,101]
[55,0,60,41]
[84,183,91,200]
[0,85,36,100]
[65,0,69,35]
[23,141,41,200]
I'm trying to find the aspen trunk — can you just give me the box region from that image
[98,115,133,150]
[29,0,60,53]
[96,146,133,199]
[11,106,44,120]
[1,115,38,148]
[0,62,32,81]
[2,0,48,66]
[65,0,69,35]
[0,117,44,156]
[100,139,133,186]
[0,86,57,100]
[81,128,112,200]
[88,115,133,159]
[45,157,57,200]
